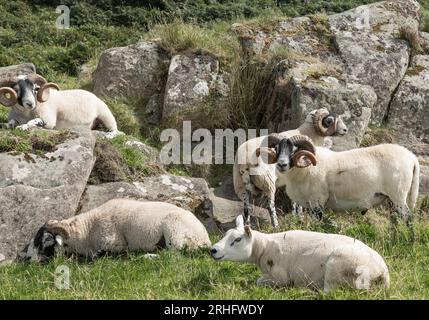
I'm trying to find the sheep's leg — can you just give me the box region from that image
[292,202,304,218]
[1,119,18,129]
[16,118,44,131]
[267,197,279,228]
[310,206,324,221]
[242,190,253,225]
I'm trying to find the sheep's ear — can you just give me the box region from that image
[235,215,244,229]
[244,225,252,237]
[46,220,70,240]
[256,147,277,164]
[55,235,64,246]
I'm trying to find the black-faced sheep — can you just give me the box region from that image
[233,108,348,227]
[0,74,121,138]
[258,135,420,223]
[21,199,211,262]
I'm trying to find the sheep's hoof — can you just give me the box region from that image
[16,124,30,131]
[143,253,158,260]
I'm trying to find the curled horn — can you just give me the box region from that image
[313,109,337,137]
[27,74,60,103]
[255,134,282,164]
[45,220,70,240]
[289,135,317,168]
[0,79,18,107]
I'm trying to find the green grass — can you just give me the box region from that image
[1,208,428,299]
[0,128,73,155]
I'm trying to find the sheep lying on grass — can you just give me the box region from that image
[22,199,211,262]
[211,216,390,292]
[0,74,121,138]
[233,108,348,227]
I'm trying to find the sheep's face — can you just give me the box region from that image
[12,78,39,111]
[275,139,295,172]
[334,116,348,136]
[20,225,63,263]
[308,108,348,136]
[211,215,253,262]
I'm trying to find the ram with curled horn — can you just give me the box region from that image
[270,134,420,226]
[233,108,349,228]
[0,73,122,138]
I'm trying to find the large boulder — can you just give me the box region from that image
[92,41,170,118]
[387,55,429,194]
[388,55,429,142]
[333,31,409,123]
[162,52,228,124]
[209,176,271,230]
[0,128,95,262]
[0,63,36,79]
[268,59,377,150]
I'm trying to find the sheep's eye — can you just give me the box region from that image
[230,237,242,246]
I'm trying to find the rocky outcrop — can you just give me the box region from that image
[268,59,377,150]
[0,128,95,262]
[388,55,429,193]
[209,176,270,229]
[78,175,217,231]
[92,41,170,116]
[162,52,228,123]
[0,63,36,79]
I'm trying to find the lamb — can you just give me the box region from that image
[211,215,390,292]
[21,199,211,262]
[258,134,420,223]
[233,108,348,227]
[0,74,121,138]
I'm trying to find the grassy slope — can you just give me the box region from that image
[1,208,428,300]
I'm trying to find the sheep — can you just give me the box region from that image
[233,108,348,228]
[257,134,420,224]
[0,74,121,138]
[21,199,211,262]
[211,215,390,292]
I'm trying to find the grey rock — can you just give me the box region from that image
[334,31,410,123]
[162,53,228,122]
[0,128,95,261]
[388,55,429,141]
[92,41,169,100]
[209,176,270,230]
[0,63,36,79]
[268,59,377,151]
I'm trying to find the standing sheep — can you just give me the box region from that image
[22,199,211,262]
[234,108,348,227]
[258,135,420,223]
[0,74,121,138]
[211,216,390,292]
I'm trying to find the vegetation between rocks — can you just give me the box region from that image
[0,129,73,156]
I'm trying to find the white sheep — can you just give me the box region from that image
[258,135,420,223]
[234,108,348,227]
[22,199,211,262]
[211,215,390,292]
[0,74,121,138]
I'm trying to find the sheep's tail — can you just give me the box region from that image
[407,157,420,209]
[98,101,118,132]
